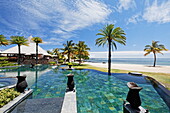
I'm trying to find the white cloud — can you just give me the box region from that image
[43,40,63,46]
[143,0,170,23]
[1,0,111,44]
[56,0,112,34]
[127,13,142,24]
[117,0,136,12]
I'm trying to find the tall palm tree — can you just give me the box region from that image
[96,24,126,75]
[61,40,75,62]
[74,41,90,65]
[31,37,43,64]
[144,41,168,67]
[10,36,28,65]
[0,34,8,46]
[52,48,63,60]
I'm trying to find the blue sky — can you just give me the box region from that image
[0,0,170,56]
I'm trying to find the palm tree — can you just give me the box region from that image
[0,34,8,46]
[31,37,43,64]
[144,41,168,67]
[10,36,28,65]
[74,41,90,65]
[61,40,75,62]
[96,24,126,75]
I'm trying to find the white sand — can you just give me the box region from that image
[84,62,170,73]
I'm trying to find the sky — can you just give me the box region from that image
[0,0,170,58]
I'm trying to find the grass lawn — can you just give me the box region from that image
[73,64,170,90]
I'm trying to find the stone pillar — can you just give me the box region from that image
[126,82,142,109]
[123,82,149,113]
[67,74,74,91]
[16,75,28,93]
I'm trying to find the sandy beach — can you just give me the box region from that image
[84,62,170,73]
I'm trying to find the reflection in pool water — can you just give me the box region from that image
[0,78,17,88]
[0,65,169,113]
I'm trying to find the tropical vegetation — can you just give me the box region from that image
[47,40,90,64]
[96,24,126,75]
[74,41,90,65]
[0,88,20,108]
[0,57,18,67]
[0,34,8,46]
[10,36,28,65]
[61,40,75,63]
[31,37,43,64]
[144,41,168,67]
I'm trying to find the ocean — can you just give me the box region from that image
[87,58,170,66]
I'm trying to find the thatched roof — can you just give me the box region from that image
[1,36,49,55]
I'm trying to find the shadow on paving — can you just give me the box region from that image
[11,97,64,113]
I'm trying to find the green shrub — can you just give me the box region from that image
[49,61,56,65]
[67,62,73,66]
[1,61,9,64]
[58,60,64,63]
[67,62,79,66]
[0,57,8,61]
[0,88,20,108]
[0,62,18,67]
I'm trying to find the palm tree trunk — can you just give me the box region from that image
[108,39,111,75]
[36,43,38,64]
[79,51,81,65]
[153,53,156,67]
[68,52,70,62]
[18,45,21,65]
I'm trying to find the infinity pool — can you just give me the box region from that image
[0,65,169,113]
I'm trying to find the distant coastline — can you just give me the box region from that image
[87,58,170,66]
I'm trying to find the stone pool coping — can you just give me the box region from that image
[0,89,33,113]
[0,84,16,91]
[0,65,21,69]
[61,90,77,113]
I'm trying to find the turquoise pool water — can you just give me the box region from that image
[0,65,169,113]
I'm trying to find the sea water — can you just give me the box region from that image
[87,58,170,66]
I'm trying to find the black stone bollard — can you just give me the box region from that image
[16,75,28,93]
[66,74,74,91]
[68,65,72,69]
[126,82,142,109]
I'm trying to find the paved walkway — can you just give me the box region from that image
[61,90,77,113]
[11,98,64,113]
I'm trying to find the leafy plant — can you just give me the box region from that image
[0,57,8,61]
[68,62,73,66]
[0,88,20,108]
[58,60,64,64]
[49,61,56,65]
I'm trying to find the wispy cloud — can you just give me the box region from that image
[54,0,111,37]
[143,0,170,23]
[127,13,142,24]
[43,38,64,46]
[116,0,136,12]
[0,0,111,46]
[126,0,170,24]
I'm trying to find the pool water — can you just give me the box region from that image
[72,70,169,113]
[0,65,169,113]
[31,69,67,98]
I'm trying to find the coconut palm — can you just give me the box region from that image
[0,34,8,46]
[96,24,126,75]
[74,41,90,65]
[61,40,75,62]
[10,36,28,65]
[144,41,168,67]
[31,37,43,64]
[52,48,64,60]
